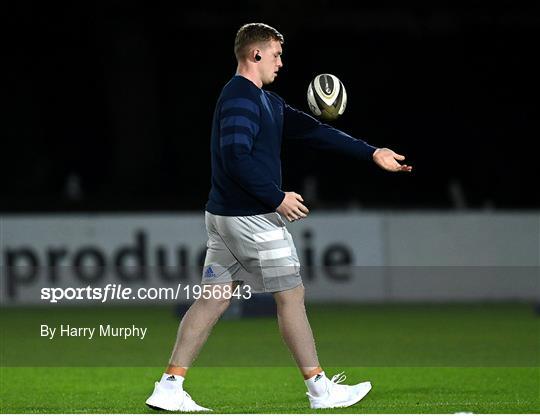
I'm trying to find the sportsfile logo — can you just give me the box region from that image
[39,283,252,303]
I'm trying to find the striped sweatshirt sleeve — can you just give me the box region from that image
[283,103,377,160]
[219,97,285,209]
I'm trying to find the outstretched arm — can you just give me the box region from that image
[283,103,412,172]
[283,103,376,159]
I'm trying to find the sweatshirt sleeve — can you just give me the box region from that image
[283,103,377,160]
[219,97,285,209]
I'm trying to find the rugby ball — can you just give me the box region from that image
[307,73,347,121]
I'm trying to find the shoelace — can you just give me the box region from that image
[330,372,347,385]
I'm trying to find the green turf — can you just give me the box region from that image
[1,367,538,413]
[1,303,539,413]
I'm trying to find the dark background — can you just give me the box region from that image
[5,1,539,212]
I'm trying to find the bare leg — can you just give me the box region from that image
[273,284,321,376]
[167,283,234,371]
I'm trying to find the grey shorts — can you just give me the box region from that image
[201,211,302,293]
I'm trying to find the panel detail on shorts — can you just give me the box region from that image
[259,246,292,260]
[253,228,285,243]
[261,264,297,278]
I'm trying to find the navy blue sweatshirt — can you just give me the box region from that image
[206,75,376,216]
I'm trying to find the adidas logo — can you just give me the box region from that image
[204,266,216,278]
[314,374,323,382]
[166,375,176,381]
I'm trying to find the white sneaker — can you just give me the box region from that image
[146,380,211,412]
[306,372,372,409]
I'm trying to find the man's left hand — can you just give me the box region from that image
[372,148,413,172]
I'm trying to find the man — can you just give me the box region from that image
[146,22,412,412]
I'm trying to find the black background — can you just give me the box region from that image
[5,1,539,212]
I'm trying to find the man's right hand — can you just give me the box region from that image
[276,192,309,222]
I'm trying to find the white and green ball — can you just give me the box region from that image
[307,73,347,121]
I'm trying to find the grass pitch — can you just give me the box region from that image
[1,303,539,413]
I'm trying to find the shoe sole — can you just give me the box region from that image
[146,403,167,411]
[146,400,210,412]
[311,382,372,409]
